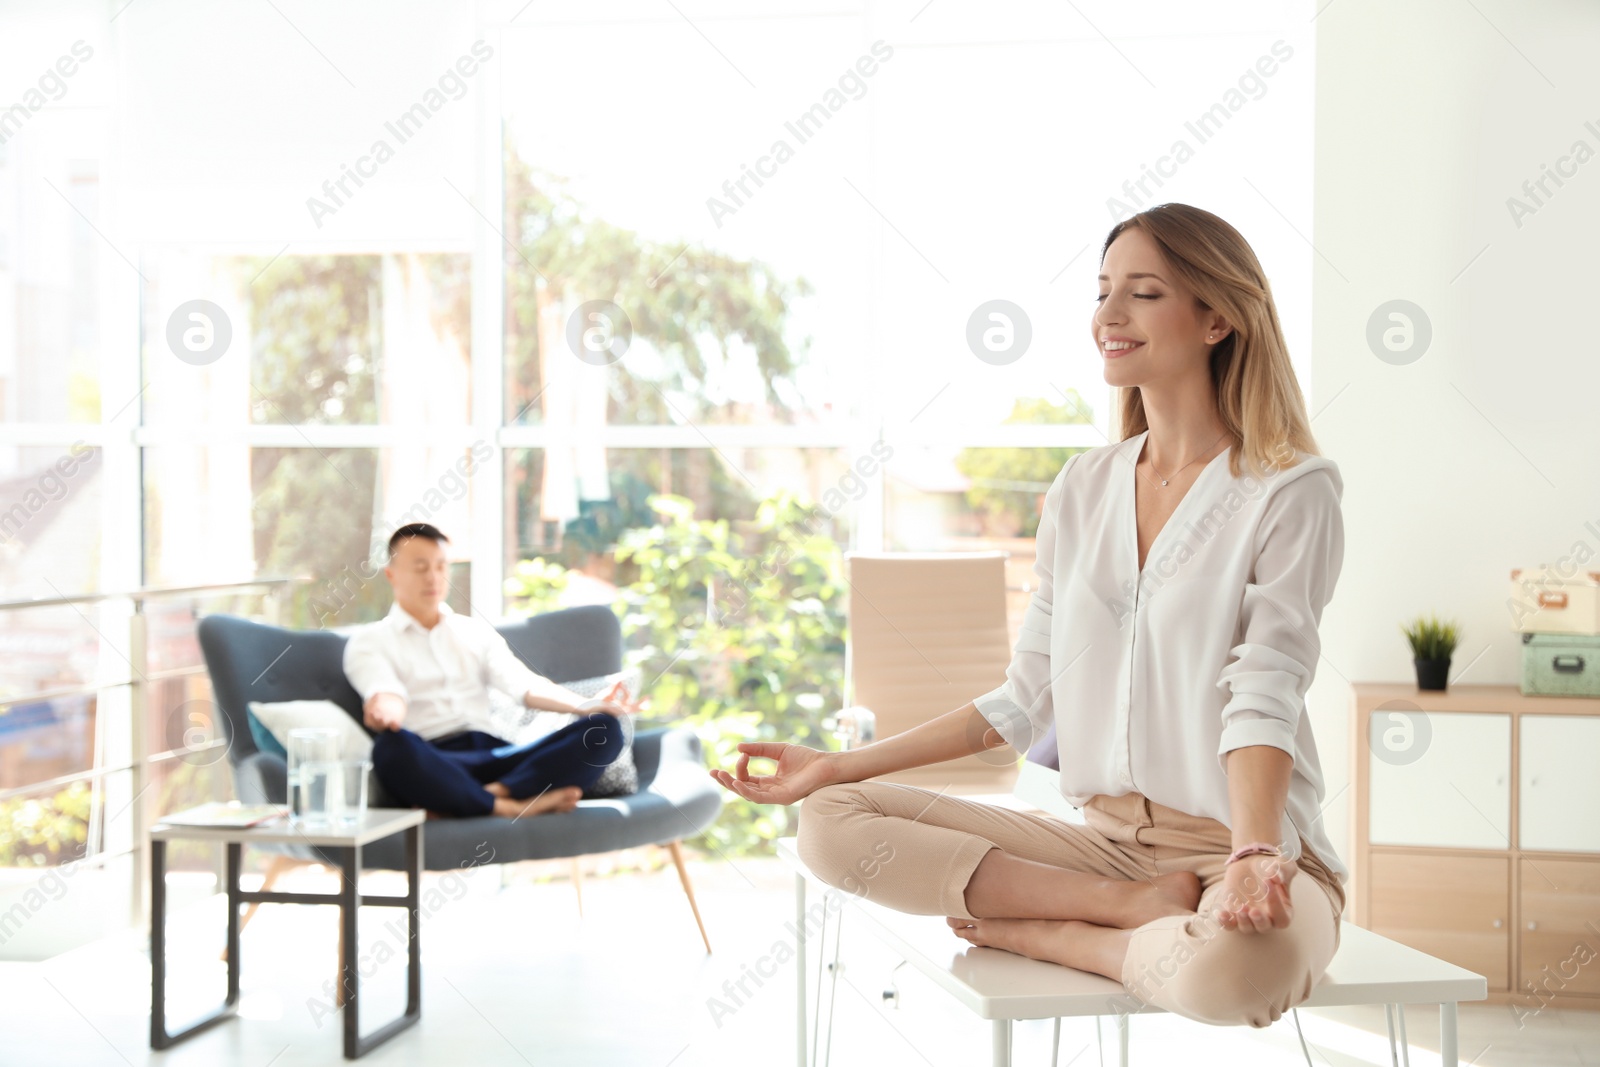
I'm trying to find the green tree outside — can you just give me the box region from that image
[955,393,1094,537]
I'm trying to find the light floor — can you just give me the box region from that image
[0,853,1594,1066]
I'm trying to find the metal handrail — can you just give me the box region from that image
[0,680,131,710]
[143,663,210,684]
[0,576,301,941]
[146,740,227,764]
[0,577,303,614]
[0,761,141,802]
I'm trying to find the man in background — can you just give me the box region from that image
[343,523,628,819]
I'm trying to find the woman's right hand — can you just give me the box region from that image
[708,742,838,806]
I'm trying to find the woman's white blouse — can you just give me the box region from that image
[974,429,1348,884]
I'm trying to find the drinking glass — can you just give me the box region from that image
[286,727,342,828]
[330,758,373,828]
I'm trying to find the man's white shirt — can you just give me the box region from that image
[343,602,552,741]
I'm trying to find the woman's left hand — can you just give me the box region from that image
[1213,853,1297,933]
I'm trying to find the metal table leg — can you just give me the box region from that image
[812,899,831,1066]
[1118,1012,1130,1067]
[340,828,423,1059]
[823,897,843,1067]
[1439,1002,1458,1067]
[795,873,807,1067]
[150,839,241,1049]
[991,1018,1011,1066]
[405,826,422,1021]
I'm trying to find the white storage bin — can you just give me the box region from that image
[1508,565,1600,634]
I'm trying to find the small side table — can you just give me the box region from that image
[150,806,426,1059]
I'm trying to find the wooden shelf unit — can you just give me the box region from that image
[1350,682,1600,1011]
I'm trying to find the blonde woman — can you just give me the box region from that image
[710,203,1346,1028]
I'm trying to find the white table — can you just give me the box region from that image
[150,807,426,1059]
[777,838,1487,1066]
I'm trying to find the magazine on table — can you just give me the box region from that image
[157,802,290,828]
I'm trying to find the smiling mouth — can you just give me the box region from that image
[1103,342,1144,358]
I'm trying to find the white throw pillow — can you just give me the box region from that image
[248,699,373,761]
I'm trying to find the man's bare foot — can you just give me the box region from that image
[946,916,1132,980]
[1116,870,1202,929]
[492,787,582,819]
[485,782,511,798]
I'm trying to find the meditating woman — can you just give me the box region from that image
[709,202,1348,1029]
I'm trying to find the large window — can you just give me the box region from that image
[139,251,478,624]
[0,0,1317,952]
[2,0,1317,623]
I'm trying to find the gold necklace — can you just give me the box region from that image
[1148,429,1229,487]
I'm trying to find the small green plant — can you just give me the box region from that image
[1400,614,1461,661]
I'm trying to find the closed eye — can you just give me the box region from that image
[1094,294,1160,302]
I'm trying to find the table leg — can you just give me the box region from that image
[149,837,167,1048]
[225,843,240,1005]
[795,873,807,1067]
[1439,1002,1458,1067]
[991,1019,1010,1067]
[823,897,843,1067]
[149,838,240,1049]
[1118,1012,1130,1067]
[335,839,422,1059]
[404,825,422,1019]
[813,901,831,1066]
[341,845,360,1060]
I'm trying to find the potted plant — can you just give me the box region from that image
[1401,613,1461,691]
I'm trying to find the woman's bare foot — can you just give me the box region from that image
[485,782,511,798]
[946,916,1132,980]
[492,787,582,819]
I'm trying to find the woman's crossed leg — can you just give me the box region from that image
[796,779,1338,1027]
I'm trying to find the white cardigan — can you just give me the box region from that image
[974,429,1349,885]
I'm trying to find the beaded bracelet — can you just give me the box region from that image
[1225,841,1282,866]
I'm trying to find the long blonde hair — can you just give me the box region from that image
[1102,203,1319,480]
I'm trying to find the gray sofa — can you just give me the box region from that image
[196,606,724,873]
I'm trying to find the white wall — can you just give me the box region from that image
[1311,0,1600,866]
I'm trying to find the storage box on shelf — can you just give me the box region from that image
[1511,566,1600,697]
[1351,682,1600,1010]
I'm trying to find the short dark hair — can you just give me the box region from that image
[387,523,450,559]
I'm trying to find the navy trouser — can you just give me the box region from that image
[370,713,625,817]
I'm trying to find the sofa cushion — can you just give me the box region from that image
[248,699,374,761]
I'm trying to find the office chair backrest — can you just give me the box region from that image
[844,552,1019,793]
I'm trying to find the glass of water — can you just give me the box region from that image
[286,727,342,829]
[331,758,373,828]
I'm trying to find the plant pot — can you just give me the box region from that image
[1414,657,1451,691]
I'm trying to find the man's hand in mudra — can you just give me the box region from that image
[1212,852,1298,933]
[708,742,836,806]
[578,678,645,718]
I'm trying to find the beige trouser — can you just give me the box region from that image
[794,781,1345,1029]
